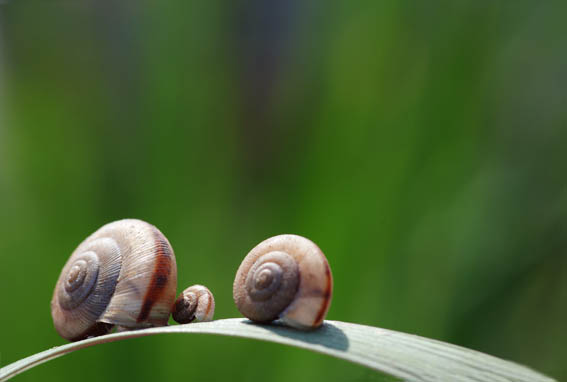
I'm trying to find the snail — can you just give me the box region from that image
[51,219,214,341]
[233,234,333,330]
[172,285,215,324]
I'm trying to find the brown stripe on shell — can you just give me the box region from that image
[137,232,173,323]
[313,262,332,326]
[204,294,214,317]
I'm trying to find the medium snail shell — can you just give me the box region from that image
[51,219,177,341]
[233,234,333,330]
[172,285,215,324]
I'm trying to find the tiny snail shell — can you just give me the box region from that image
[51,219,178,341]
[172,285,215,324]
[233,234,333,330]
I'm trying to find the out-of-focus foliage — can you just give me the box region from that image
[0,1,565,381]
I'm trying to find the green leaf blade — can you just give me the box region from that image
[0,319,555,382]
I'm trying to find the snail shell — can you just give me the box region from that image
[172,285,215,324]
[233,234,333,330]
[51,219,177,341]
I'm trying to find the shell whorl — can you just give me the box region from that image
[51,219,177,341]
[233,234,333,330]
[172,285,215,324]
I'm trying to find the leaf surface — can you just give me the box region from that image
[0,318,555,382]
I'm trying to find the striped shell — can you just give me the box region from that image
[233,234,333,330]
[172,285,215,324]
[51,219,177,341]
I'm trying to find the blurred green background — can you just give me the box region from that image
[1,1,566,381]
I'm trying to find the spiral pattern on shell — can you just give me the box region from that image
[233,234,333,330]
[51,219,177,341]
[172,285,215,324]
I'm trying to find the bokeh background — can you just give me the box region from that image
[1,1,566,381]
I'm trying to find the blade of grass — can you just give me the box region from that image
[0,318,555,382]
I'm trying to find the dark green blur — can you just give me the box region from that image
[1,1,566,381]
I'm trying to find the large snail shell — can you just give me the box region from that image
[233,234,333,330]
[51,219,177,341]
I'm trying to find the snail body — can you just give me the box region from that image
[52,219,178,341]
[233,234,333,330]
